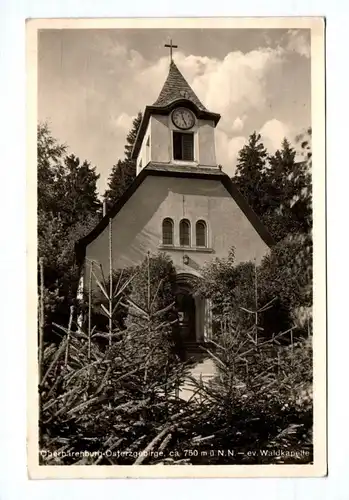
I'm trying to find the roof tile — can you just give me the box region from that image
[153,61,208,111]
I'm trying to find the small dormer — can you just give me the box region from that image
[132,55,221,176]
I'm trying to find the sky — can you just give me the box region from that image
[38,28,311,194]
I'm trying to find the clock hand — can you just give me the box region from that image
[181,112,187,126]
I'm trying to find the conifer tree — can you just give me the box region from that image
[104,112,142,210]
[38,125,101,222]
[233,131,312,242]
[233,131,268,216]
[37,122,67,213]
[124,112,142,160]
[102,160,126,210]
[39,252,189,465]
[62,154,102,226]
[294,127,312,234]
[37,123,102,331]
[262,138,311,241]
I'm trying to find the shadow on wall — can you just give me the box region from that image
[87,179,172,273]
[184,255,202,272]
[170,178,227,198]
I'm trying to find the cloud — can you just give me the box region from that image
[189,48,284,118]
[260,119,290,152]
[231,116,246,133]
[285,30,310,58]
[39,32,310,193]
[106,46,287,180]
[228,136,246,160]
[132,46,284,122]
[215,130,246,177]
[112,112,133,130]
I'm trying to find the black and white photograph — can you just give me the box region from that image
[27,17,326,478]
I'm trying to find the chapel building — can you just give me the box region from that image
[76,51,273,363]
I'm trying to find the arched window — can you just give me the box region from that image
[179,219,191,247]
[196,220,207,247]
[162,218,174,245]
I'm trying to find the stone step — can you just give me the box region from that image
[188,358,217,376]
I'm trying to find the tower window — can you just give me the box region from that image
[173,132,194,161]
[196,220,207,247]
[179,219,191,246]
[162,218,174,245]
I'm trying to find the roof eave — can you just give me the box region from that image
[76,166,275,266]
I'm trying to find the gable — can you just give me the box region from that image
[77,167,274,278]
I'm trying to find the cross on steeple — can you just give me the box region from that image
[164,39,178,62]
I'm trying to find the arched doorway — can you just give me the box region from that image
[176,286,196,343]
[173,273,213,364]
[174,273,200,349]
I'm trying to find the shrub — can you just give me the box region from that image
[197,233,312,339]
[38,250,313,465]
[39,253,191,465]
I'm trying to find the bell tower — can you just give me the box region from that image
[131,41,221,175]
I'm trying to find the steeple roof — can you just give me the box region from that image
[153,61,208,111]
[131,60,220,160]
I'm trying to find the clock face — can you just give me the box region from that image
[171,108,195,130]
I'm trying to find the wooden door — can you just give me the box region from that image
[176,291,196,342]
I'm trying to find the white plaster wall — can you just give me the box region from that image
[145,113,217,166]
[136,120,151,174]
[150,115,171,163]
[198,119,216,166]
[85,175,270,287]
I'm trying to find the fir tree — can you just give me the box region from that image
[62,154,102,226]
[37,123,102,332]
[233,131,312,242]
[104,112,142,210]
[233,131,268,216]
[102,160,126,210]
[294,127,312,234]
[39,252,189,465]
[124,112,142,160]
[38,124,101,222]
[37,122,67,214]
[262,138,311,241]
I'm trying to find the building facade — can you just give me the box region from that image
[76,58,273,362]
